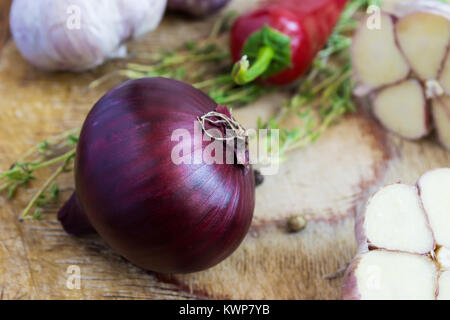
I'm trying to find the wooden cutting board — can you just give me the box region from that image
[0,0,449,300]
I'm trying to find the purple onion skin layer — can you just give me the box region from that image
[58,77,255,274]
[167,0,231,17]
[58,193,96,235]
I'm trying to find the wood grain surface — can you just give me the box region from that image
[0,0,12,51]
[0,0,449,300]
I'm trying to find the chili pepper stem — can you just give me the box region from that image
[232,46,275,85]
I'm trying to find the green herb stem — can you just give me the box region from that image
[20,154,74,221]
[0,129,79,218]
[15,128,80,164]
[258,0,367,159]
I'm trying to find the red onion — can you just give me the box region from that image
[58,77,255,274]
[167,0,231,18]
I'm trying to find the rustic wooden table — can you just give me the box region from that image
[0,0,11,51]
[0,0,449,299]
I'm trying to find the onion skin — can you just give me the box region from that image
[58,78,255,274]
[58,193,96,236]
[167,0,230,17]
[341,256,362,300]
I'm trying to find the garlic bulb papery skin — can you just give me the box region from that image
[10,0,167,72]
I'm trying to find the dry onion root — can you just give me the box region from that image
[342,168,450,300]
[352,0,450,150]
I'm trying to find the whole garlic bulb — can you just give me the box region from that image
[10,0,167,71]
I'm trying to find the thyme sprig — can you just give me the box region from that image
[258,0,375,158]
[90,11,268,107]
[20,152,74,221]
[0,129,78,220]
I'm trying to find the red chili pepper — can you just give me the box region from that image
[230,0,348,86]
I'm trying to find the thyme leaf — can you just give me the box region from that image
[258,0,373,159]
